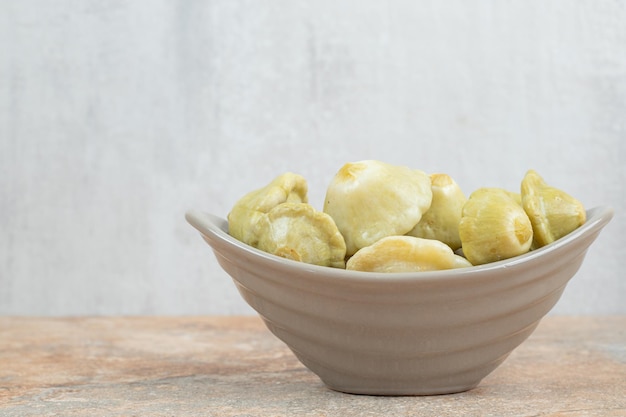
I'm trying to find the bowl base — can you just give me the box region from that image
[322,381,480,396]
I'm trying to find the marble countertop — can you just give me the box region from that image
[1,316,624,416]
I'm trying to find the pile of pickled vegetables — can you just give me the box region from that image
[227,160,586,273]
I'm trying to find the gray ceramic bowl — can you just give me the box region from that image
[186,206,613,395]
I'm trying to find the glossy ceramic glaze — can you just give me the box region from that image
[186,206,613,395]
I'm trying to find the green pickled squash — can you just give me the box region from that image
[521,170,586,249]
[459,188,533,265]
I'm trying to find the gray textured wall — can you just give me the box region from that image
[1,1,624,315]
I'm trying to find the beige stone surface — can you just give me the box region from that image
[0,316,624,416]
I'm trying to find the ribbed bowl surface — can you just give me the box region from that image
[186,206,613,395]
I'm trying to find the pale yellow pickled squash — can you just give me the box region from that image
[521,170,586,248]
[346,236,472,273]
[228,172,308,246]
[256,203,347,268]
[459,188,533,265]
[324,160,432,257]
[406,173,466,250]
[504,190,522,206]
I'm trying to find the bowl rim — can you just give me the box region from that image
[185,205,613,284]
